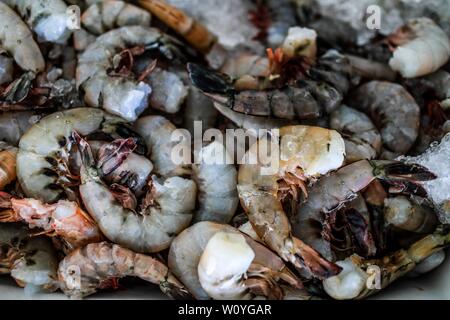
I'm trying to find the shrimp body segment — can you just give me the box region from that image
[169,221,301,300]
[292,159,437,260]
[16,108,132,203]
[238,125,345,279]
[0,2,45,73]
[0,197,103,250]
[58,241,191,299]
[389,18,450,78]
[77,26,185,121]
[78,135,196,254]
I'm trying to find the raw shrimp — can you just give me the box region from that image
[16,108,140,203]
[292,160,437,260]
[76,26,185,121]
[77,135,197,253]
[81,0,151,35]
[188,63,339,120]
[238,125,345,279]
[2,0,72,44]
[135,115,191,178]
[384,196,438,234]
[0,3,45,73]
[349,81,420,156]
[192,140,238,223]
[0,195,102,250]
[0,143,17,189]
[388,18,450,78]
[323,226,450,299]
[0,111,43,146]
[58,241,191,299]
[330,105,382,163]
[0,223,58,292]
[168,221,302,300]
[138,0,217,53]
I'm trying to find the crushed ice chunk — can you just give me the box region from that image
[166,0,261,50]
[307,0,450,46]
[399,133,450,223]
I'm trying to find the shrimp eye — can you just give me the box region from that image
[58,136,67,147]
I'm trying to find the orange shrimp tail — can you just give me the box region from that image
[0,209,19,222]
[0,191,18,222]
[138,0,216,53]
[293,237,342,280]
[266,48,285,76]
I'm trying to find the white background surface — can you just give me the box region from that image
[0,251,449,300]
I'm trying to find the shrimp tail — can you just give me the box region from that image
[293,238,342,279]
[370,160,437,197]
[187,63,234,95]
[159,277,194,300]
[0,192,18,222]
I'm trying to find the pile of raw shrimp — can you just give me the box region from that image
[0,0,449,300]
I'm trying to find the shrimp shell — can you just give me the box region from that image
[58,241,191,299]
[389,18,450,78]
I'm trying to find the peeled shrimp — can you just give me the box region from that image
[135,115,191,177]
[74,0,152,51]
[323,226,450,299]
[192,140,238,223]
[349,81,420,157]
[77,135,196,253]
[389,18,450,78]
[2,0,72,44]
[330,105,382,163]
[0,223,58,293]
[384,196,438,234]
[292,160,437,260]
[76,26,184,121]
[0,2,45,73]
[16,108,137,203]
[238,125,345,279]
[168,221,301,300]
[188,63,341,121]
[58,241,191,299]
